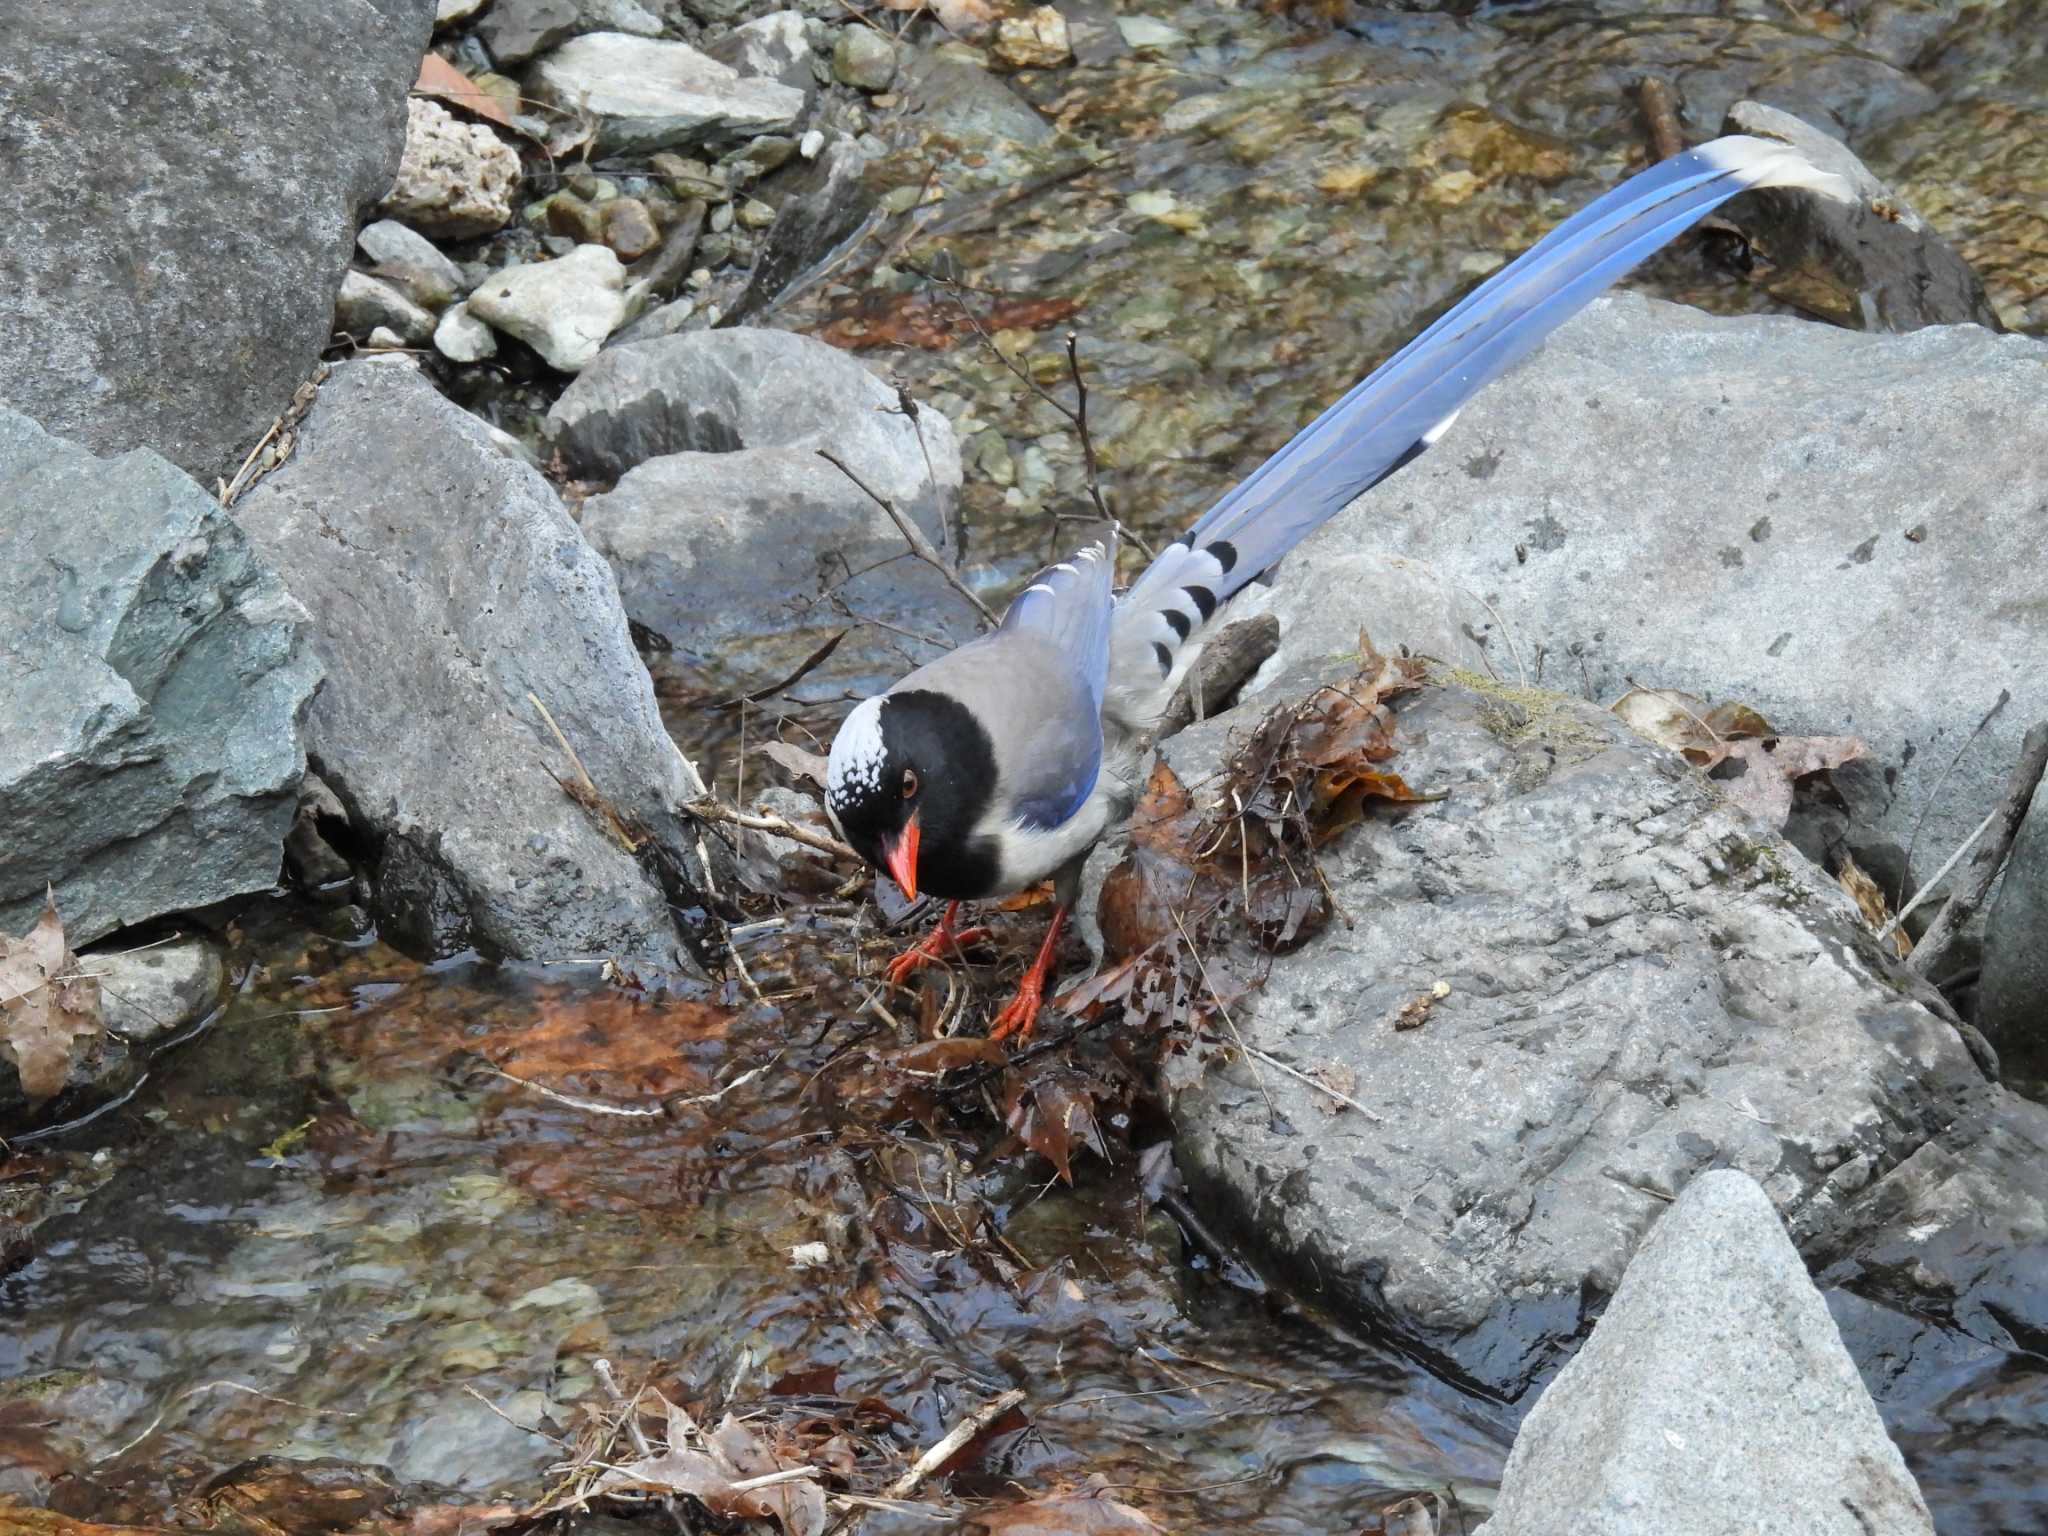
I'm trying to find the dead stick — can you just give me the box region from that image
[1904,721,2048,977]
[883,1387,1026,1500]
[1637,77,1685,162]
[816,449,998,628]
[685,798,861,864]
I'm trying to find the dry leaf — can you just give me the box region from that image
[413,53,514,130]
[760,741,830,788]
[1002,1062,1107,1183]
[0,895,103,1102]
[1837,852,1911,959]
[1611,686,1866,828]
[597,1408,825,1536]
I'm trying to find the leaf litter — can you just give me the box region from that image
[1609,686,1867,829]
[0,894,104,1103]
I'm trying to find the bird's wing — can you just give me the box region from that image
[998,537,1116,720]
[1108,135,1850,723]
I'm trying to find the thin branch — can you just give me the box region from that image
[882,1387,1027,1500]
[1902,688,2010,905]
[815,448,999,628]
[684,797,860,864]
[1903,720,2048,977]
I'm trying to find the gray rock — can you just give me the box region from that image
[528,33,807,157]
[92,939,226,1043]
[1291,294,2048,905]
[466,243,627,370]
[898,52,1054,150]
[732,138,875,321]
[433,301,499,362]
[0,0,431,484]
[476,0,582,64]
[355,218,467,296]
[1980,781,2048,1078]
[704,11,814,95]
[555,328,970,699]
[1724,101,2001,333]
[0,412,320,947]
[335,270,438,345]
[233,359,720,970]
[377,97,523,239]
[1154,656,1985,1396]
[1476,1171,1934,1536]
[832,26,897,92]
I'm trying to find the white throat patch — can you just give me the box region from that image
[826,695,888,813]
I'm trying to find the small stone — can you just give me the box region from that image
[378,98,521,239]
[465,244,627,371]
[649,151,726,199]
[991,6,1071,71]
[364,325,406,348]
[832,25,897,92]
[545,191,609,243]
[799,127,824,159]
[435,0,488,23]
[708,200,734,233]
[603,197,662,260]
[356,218,466,295]
[722,134,797,177]
[734,197,775,231]
[335,270,437,344]
[695,231,733,268]
[369,260,460,312]
[434,301,498,362]
[1115,15,1186,51]
[705,9,813,93]
[94,940,226,1042]
[475,0,580,66]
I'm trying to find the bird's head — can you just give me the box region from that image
[825,691,995,902]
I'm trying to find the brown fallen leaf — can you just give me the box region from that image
[1002,1061,1108,1183]
[413,53,514,130]
[0,894,103,1103]
[1610,686,1865,828]
[597,1403,825,1536]
[760,740,831,789]
[1837,852,1911,959]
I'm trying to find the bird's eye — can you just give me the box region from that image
[901,767,919,799]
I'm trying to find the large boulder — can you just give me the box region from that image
[0,0,433,483]
[1286,294,2048,904]
[553,329,976,706]
[0,411,321,946]
[233,359,719,970]
[1151,644,1991,1397]
[1477,1170,1934,1536]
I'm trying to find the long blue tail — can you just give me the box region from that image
[1109,134,1848,705]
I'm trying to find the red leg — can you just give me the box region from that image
[883,900,991,987]
[988,903,1069,1043]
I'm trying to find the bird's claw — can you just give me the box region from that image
[882,908,989,988]
[987,978,1044,1042]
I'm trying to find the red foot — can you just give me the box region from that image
[883,900,990,987]
[988,903,1069,1043]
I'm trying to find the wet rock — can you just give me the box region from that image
[602,197,662,261]
[1723,101,2001,332]
[335,270,437,345]
[285,773,355,893]
[1980,785,2048,1079]
[433,301,498,362]
[1476,1171,1934,1536]
[93,939,226,1044]
[992,7,1073,72]
[0,0,430,483]
[378,97,522,239]
[832,26,897,92]
[731,138,876,321]
[366,260,461,313]
[356,218,467,297]
[704,10,813,95]
[1289,294,2048,907]
[233,359,720,971]
[0,412,319,947]
[528,33,807,157]
[465,243,627,371]
[898,52,1054,150]
[1155,662,1986,1397]
[555,328,969,696]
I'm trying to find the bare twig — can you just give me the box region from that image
[486,1065,667,1118]
[1157,614,1281,739]
[816,448,999,628]
[685,797,860,864]
[532,692,645,852]
[883,1387,1027,1500]
[1902,689,2010,905]
[1903,721,2048,977]
[1240,1045,1382,1123]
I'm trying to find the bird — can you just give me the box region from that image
[825,135,1847,1040]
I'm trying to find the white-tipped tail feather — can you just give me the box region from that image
[1103,133,1847,736]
